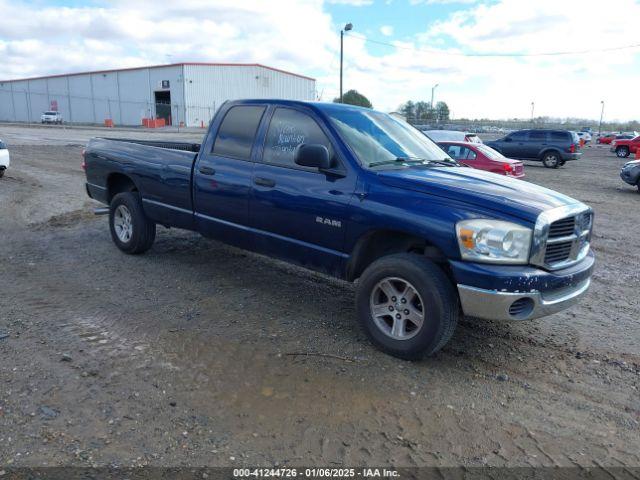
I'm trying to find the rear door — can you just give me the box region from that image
[549,131,571,154]
[249,106,357,275]
[193,104,267,248]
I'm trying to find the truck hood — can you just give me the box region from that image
[376,166,580,223]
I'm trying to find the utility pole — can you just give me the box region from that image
[598,100,605,136]
[339,23,353,103]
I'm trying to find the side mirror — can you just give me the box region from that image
[294,144,332,170]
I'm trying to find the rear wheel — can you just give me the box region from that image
[0,169,4,178]
[356,253,459,360]
[109,192,156,254]
[542,152,560,168]
[616,146,630,158]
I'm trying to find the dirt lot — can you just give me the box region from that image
[1,125,639,468]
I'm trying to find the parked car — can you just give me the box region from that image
[41,111,63,124]
[423,130,482,143]
[597,134,616,144]
[485,129,581,168]
[577,131,592,143]
[83,100,594,359]
[437,141,525,178]
[620,160,640,192]
[0,139,9,178]
[611,135,640,158]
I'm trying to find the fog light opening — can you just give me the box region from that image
[508,297,534,319]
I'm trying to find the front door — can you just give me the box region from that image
[249,106,357,276]
[501,130,527,158]
[526,130,547,158]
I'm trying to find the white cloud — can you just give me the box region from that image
[380,25,394,37]
[0,0,638,120]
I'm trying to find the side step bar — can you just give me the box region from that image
[94,207,109,216]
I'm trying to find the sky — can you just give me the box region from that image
[1,0,639,121]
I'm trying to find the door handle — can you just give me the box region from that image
[199,166,216,175]
[254,177,276,188]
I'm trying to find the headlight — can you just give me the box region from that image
[456,219,532,264]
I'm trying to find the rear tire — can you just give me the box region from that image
[109,192,156,254]
[356,253,459,360]
[542,152,560,168]
[0,169,4,178]
[616,146,630,158]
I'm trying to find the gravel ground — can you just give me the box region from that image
[0,125,639,468]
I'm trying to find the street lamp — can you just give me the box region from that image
[430,83,439,109]
[530,102,535,124]
[340,22,353,103]
[598,100,605,136]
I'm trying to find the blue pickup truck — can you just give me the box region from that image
[84,100,595,359]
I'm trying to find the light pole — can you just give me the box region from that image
[530,101,535,125]
[430,83,439,109]
[339,22,353,103]
[598,100,605,136]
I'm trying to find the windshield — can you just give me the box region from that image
[45,111,57,115]
[325,107,454,168]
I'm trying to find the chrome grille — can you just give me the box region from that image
[544,241,573,263]
[548,217,575,238]
[531,205,593,271]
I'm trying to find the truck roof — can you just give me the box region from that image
[224,99,374,114]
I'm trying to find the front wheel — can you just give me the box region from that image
[109,192,156,254]
[356,253,459,360]
[542,152,560,168]
[616,146,630,158]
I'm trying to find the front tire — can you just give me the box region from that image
[356,253,459,360]
[616,146,630,158]
[542,152,560,168]
[109,192,156,254]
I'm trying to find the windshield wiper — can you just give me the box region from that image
[424,158,459,167]
[368,157,427,168]
[369,156,459,168]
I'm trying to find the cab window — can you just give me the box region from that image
[213,105,266,160]
[263,108,333,169]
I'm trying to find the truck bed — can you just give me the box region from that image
[100,137,201,153]
[85,137,200,229]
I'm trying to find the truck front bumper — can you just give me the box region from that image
[450,251,594,321]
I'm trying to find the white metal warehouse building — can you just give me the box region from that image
[0,63,316,127]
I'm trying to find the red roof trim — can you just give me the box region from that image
[0,62,315,83]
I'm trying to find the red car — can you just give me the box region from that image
[438,141,525,178]
[597,134,616,144]
[611,136,640,158]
